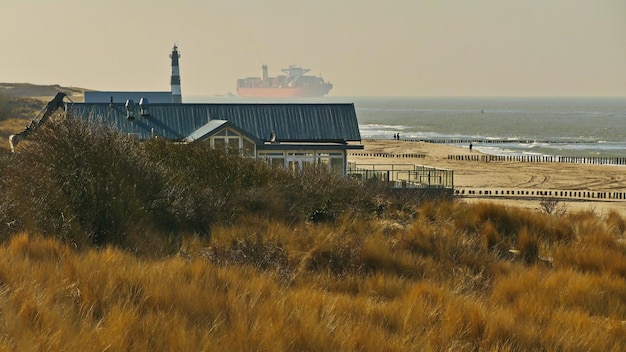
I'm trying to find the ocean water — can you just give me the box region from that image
[186,96,626,158]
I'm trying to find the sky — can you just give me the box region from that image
[0,0,624,97]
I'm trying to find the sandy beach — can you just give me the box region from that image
[349,139,626,216]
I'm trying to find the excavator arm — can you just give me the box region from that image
[9,92,69,152]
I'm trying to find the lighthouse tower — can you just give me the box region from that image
[170,45,182,103]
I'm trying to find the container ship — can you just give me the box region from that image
[237,65,333,98]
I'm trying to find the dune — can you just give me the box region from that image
[0,83,86,102]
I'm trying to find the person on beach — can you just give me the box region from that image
[469,143,473,152]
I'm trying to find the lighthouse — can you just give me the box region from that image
[170,45,182,103]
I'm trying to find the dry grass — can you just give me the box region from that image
[2,90,625,350]
[0,201,624,351]
[0,119,30,152]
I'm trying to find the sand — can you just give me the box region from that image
[349,139,626,216]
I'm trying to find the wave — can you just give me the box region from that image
[359,123,626,158]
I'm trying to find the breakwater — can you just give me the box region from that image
[349,152,426,159]
[456,188,626,201]
[447,154,626,165]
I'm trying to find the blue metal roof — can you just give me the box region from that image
[67,102,362,142]
[84,91,174,103]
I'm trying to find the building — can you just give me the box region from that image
[84,91,175,104]
[67,100,363,174]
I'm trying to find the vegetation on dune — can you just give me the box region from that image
[0,115,386,251]
[0,82,85,100]
[0,93,46,151]
[0,93,44,122]
[0,117,625,351]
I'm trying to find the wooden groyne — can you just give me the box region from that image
[447,154,626,165]
[456,188,626,202]
[349,152,426,159]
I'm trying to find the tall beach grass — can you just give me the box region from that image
[0,116,624,350]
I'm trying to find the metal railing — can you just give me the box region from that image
[347,163,454,189]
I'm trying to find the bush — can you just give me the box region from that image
[0,116,394,251]
[1,116,173,248]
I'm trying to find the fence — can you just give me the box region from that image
[447,154,626,165]
[347,163,454,189]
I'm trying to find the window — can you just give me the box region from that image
[288,152,314,157]
[269,158,285,168]
[287,152,314,172]
[211,128,256,155]
[316,152,344,174]
[330,158,344,174]
[258,152,285,168]
[213,138,225,150]
[243,139,255,156]
[227,138,239,151]
[259,150,344,174]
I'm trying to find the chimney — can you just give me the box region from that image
[139,97,150,116]
[125,99,135,119]
[170,45,182,103]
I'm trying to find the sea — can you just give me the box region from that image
[186,96,626,159]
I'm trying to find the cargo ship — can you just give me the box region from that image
[237,65,333,98]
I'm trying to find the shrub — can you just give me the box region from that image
[538,197,567,215]
[2,116,173,247]
[0,116,393,250]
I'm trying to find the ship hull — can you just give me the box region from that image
[237,86,332,98]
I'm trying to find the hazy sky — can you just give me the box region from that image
[1,0,624,97]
